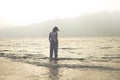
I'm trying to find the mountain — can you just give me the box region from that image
[0,10,120,38]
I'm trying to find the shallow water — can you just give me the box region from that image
[0,37,120,80]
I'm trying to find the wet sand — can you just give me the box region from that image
[0,56,120,80]
[0,37,120,80]
[0,57,49,80]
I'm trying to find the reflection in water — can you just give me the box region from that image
[0,38,120,80]
[49,60,59,80]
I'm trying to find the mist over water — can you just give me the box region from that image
[0,10,120,38]
[0,0,120,79]
[0,37,120,80]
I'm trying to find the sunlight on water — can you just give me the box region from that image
[0,37,120,80]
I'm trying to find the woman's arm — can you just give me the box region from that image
[56,32,58,44]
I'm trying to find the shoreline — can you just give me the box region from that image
[0,57,120,80]
[0,57,49,80]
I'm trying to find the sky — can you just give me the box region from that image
[0,0,120,26]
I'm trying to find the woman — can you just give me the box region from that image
[49,26,59,61]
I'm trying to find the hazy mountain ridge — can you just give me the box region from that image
[0,10,120,38]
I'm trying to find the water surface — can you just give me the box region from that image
[0,37,120,80]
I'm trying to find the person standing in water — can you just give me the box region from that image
[49,26,59,61]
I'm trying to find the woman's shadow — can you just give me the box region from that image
[49,60,59,80]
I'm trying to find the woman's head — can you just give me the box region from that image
[53,26,59,32]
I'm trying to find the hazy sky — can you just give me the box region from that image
[0,0,120,26]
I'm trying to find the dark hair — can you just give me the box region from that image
[53,26,59,32]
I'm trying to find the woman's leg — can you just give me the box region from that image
[50,48,53,59]
[50,42,53,59]
[54,43,58,60]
